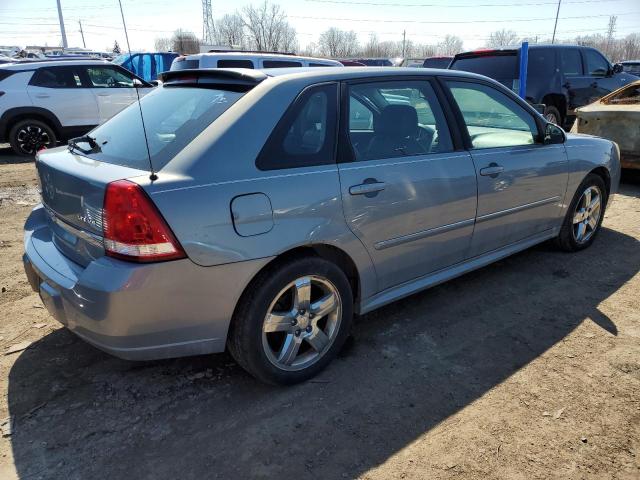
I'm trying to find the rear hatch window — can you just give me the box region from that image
[79,86,244,170]
[450,52,518,89]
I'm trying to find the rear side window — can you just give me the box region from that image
[30,67,82,88]
[560,49,582,76]
[84,87,245,170]
[0,70,15,82]
[584,49,609,76]
[256,83,337,170]
[527,49,555,77]
[217,59,254,69]
[450,54,517,88]
[309,63,335,67]
[262,60,302,68]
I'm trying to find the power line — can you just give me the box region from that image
[289,12,639,24]
[304,0,625,6]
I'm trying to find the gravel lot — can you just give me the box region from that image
[0,144,638,479]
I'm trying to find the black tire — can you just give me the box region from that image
[228,256,354,385]
[9,119,57,157]
[543,105,562,126]
[555,173,607,252]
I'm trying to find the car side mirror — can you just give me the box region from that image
[612,63,623,74]
[544,122,565,145]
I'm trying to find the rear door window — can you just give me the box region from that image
[347,80,452,162]
[30,67,83,88]
[584,49,609,76]
[527,49,555,77]
[262,60,303,68]
[560,49,583,76]
[450,54,518,88]
[256,83,337,170]
[217,59,254,68]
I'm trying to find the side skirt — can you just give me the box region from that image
[359,228,559,315]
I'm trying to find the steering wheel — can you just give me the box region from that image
[416,125,435,152]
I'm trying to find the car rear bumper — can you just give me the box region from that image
[23,205,272,360]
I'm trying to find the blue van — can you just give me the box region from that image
[114,52,179,82]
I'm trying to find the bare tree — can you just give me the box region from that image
[154,37,172,52]
[171,29,200,55]
[437,35,463,56]
[318,28,359,57]
[486,29,519,48]
[242,1,298,52]
[213,13,246,49]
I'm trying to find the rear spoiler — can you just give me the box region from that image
[158,68,268,90]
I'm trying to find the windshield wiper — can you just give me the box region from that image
[68,135,102,154]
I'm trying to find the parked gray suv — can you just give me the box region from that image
[23,67,620,384]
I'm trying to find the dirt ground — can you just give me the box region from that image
[0,143,638,480]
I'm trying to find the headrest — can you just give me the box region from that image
[374,104,418,136]
[305,93,326,125]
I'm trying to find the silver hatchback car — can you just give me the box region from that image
[23,67,620,384]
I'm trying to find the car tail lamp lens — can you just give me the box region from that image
[102,179,186,262]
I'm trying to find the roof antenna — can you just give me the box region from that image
[117,0,157,181]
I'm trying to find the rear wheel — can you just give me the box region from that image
[228,257,353,385]
[556,174,607,252]
[9,119,57,156]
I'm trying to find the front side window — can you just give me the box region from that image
[262,60,302,68]
[86,67,134,88]
[448,81,538,149]
[560,49,583,76]
[256,83,337,170]
[30,67,82,88]
[603,84,640,105]
[584,49,609,77]
[347,80,452,162]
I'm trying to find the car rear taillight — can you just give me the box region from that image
[102,179,186,263]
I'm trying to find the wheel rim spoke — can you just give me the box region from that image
[263,311,294,333]
[575,222,586,241]
[293,277,311,311]
[310,293,338,319]
[306,329,329,353]
[278,334,302,365]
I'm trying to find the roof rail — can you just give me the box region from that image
[205,49,296,56]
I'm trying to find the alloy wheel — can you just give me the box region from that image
[262,275,342,371]
[545,112,558,124]
[16,125,52,155]
[572,185,602,244]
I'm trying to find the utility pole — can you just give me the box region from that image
[56,0,68,49]
[78,20,86,48]
[605,15,617,57]
[402,30,406,58]
[551,0,561,44]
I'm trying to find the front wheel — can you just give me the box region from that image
[556,173,607,252]
[9,119,57,156]
[228,257,354,385]
[543,105,562,126]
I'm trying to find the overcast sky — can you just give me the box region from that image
[1,0,639,53]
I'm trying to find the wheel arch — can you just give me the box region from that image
[1,107,63,139]
[541,93,567,119]
[588,166,611,197]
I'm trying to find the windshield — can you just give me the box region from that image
[112,54,129,65]
[82,87,244,170]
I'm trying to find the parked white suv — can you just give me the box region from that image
[0,59,153,155]
[171,51,342,71]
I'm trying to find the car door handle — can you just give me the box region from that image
[349,181,386,196]
[590,82,598,88]
[34,94,50,98]
[479,164,504,177]
[96,92,110,97]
